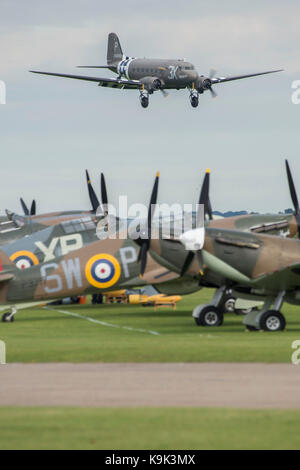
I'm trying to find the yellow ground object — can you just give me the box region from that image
[104,290,127,304]
[128,293,182,310]
[104,290,182,310]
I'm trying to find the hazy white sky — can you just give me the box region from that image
[1,0,300,214]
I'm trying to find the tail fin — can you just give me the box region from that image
[107,33,123,66]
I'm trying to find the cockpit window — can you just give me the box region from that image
[62,217,96,234]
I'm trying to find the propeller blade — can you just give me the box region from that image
[147,172,159,238]
[196,250,205,274]
[139,242,149,277]
[209,87,218,98]
[209,68,217,79]
[139,172,160,277]
[160,89,169,98]
[100,173,108,207]
[285,159,300,214]
[30,200,36,215]
[198,169,213,220]
[86,170,100,212]
[20,198,29,216]
[180,251,195,277]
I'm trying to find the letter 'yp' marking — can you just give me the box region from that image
[85,254,121,289]
[10,250,39,269]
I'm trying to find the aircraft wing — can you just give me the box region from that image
[0,273,14,282]
[30,71,142,89]
[211,69,283,84]
[252,262,300,291]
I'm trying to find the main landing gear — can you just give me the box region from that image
[243,291,286,332]
[189,90,199,108]
[193,286,286,331]
[2,307,17,323]
[192,286,226,327]
[139,90,149,108]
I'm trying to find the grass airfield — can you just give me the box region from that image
[1,289,300,450]
[1,289,299,363]
[1,407,300,450]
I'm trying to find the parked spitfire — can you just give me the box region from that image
[147,161,300,332]
[30,32,283,108]
[0,171,107,246]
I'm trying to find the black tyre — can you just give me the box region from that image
[259,310,286,332]
[190,96,199,108]
[2,313,14,323]
[198,306,223,327]
[140,97,149,108]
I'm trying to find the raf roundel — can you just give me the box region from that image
[85,254,121,289]
[10,250,39,270]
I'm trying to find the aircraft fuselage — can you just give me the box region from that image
[114,58,198,89]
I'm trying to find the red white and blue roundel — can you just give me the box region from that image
[85,254,121,289]
[10,250,39,269]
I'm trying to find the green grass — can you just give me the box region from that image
[0,289,300,363]
[1,407,300,450]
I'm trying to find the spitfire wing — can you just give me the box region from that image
[30,71,142,89]
[211,69,283,84]
[253,262,300,291]
[0,273,14,282]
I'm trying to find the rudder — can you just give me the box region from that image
[107,33,123,65]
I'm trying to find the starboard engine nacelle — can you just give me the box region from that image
[196,76,213,92]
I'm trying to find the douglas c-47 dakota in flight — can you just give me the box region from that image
[30,32,283,108]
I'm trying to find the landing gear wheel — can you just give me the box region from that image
[259,310,286,332]
[223,297,236,313]
[190,95,199,108]
[194,305,223,327]
[2,313,14,323]
[140,96,149,108]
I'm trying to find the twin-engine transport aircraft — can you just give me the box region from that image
[30,32,283,108]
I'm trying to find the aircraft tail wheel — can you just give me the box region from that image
[259,310,286,332]
[223,297,236,313]
[193,305,223,327]
[2,313,14,323]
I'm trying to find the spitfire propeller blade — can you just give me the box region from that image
[285,159,300,236]
[100,173,108,210]
[198,169,213,220]
[86,170,100,213]
[180,251,195,277]
[30,200,36,216]
[20,198,36,216]
[20,198,29,216]
[139,172,160,277]
[180,169,212,276]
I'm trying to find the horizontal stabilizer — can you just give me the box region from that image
[77,65,112,69]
